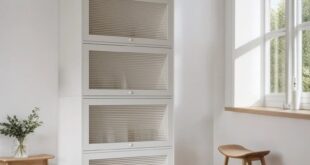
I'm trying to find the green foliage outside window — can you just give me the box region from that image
[303,0,310,92]
[270,0,286,93]
[270,0,286,31]
[270,0,310,92]
[270,37,286,93]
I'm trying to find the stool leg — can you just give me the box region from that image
[224,157,229,165]
[247,160,252,165]
[242,159,247,165]
[260,157,266,165]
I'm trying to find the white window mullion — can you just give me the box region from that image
[291,0,303,110]
[285,0,292,109]
[285,0,299,110]
[264,0,269,101]
[296,0,304,110]
[264,0,272,105]
[262,0,267,105]
[265,29,286,40]
[265,40,271,96]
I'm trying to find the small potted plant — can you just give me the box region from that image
[0,107,43,158]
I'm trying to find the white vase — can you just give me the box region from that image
[14,138,28,158]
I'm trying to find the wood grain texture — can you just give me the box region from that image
[218,145,269,158]
[225,107,310,120]
[260,157,266,165]
[0,155,54,165]
[218,145,270,165]
[224,157,229,165]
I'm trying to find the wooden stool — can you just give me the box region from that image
[218,145,270,165]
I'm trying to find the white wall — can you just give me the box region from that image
[174,0,224,164]
[214,111,310,165]
[58,0,82,164]
[0,0,58,164]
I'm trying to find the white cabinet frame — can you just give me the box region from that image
[83,149,173,165]
[82,0,173,47]
[82,99,173,151]
[82,44,173,97]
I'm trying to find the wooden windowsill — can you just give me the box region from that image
[225,107,310,120]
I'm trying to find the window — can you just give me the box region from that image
[229,0,310,109]
[267,0,310,109]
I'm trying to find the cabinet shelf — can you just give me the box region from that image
[83,44,173,96]
[83,0,173,46]
[83,149,173,165]
[83,99,173,151]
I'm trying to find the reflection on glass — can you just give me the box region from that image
[270,36,286,93]
[303,31,310,92]
[303,0,310,22]
[270,0,286,31]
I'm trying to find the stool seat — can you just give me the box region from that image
[218,145,270,165]
[219,145,270,158]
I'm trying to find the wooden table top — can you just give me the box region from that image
[0,154,54,162]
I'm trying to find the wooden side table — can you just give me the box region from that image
[0,154,54,165]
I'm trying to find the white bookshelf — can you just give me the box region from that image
[59,0,174,164]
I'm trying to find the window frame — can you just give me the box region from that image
[297,0,310,109]
[226,0,310,110]
[264,0,288,108]
[265,0,310,109]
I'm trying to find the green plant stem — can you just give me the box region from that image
[15,138,26,157]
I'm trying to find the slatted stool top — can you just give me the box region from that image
[218,145,270,158]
